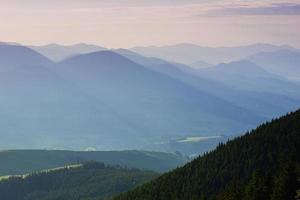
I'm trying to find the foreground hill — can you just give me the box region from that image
[0,162,158,200]
[0,150,187,176]
[114,109,300,200]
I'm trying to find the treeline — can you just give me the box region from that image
[0,162,158,200]
[113,109,300,200]
[0,150,187,176]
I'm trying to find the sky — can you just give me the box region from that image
[0,0,300,48]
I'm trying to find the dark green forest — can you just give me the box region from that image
[0,110,299,200]
[0,150,187,176]
[0,162,158,200]
[114,109,300,200]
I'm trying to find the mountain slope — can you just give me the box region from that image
[131,43,299,64]
[0,63,140,150]
[190,60,213,69]
[0,44,265,152]
[115,49,300,119]
[0,150,187,175]
[0,45,264,152]
[249,49,300,81]
[197,60,300,97]
[57,51,263,138]
[30,43,106,61]
[1,44,297,154]
[113,48,190,76]
[194,61,300,118]
[114,109,300,200]
[0,44,53,71]
[0,162,158,200]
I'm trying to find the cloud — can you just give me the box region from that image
[209,1,300,16]
[3,1,300,18]
[0,0,299,48]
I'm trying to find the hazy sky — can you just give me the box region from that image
[1,0,300,48]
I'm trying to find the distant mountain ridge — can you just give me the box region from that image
[115,49,300,119]
[0,44,265,152]
[30,43,106,61]
[131,43,299,64]
[0,44,53,71]
[0,43,299,155]
[196,60,299,94]
[56,50,263,134]
[249,49,300,81]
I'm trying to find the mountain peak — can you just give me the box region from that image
[0,44,53,71]
[61,50,127,63]
[58,50,143,72]
[30,43,106,61]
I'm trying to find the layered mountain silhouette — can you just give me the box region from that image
[0,44,53,71]
[31,43,106,61]
[56,51,262,135]
[115,49,300,119]
[0,43,299,154]
[197,60,300,96]
[0,44,264,151]
[249,49,300,81]
[131,43,299,64]
[194,60,300,117]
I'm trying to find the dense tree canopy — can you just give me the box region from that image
[0,162,158,200]
[114,109,300,200]
[1,110,299,200]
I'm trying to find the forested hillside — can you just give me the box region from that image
[0,162,158,200]
[114,109,300,200]
[0,150,187,176]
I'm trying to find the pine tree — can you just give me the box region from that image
[217,179,243,200]
[296,189,300,200]
[271,163,299,200]
[244,171,270,200]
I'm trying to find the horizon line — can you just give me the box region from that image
[1,41,299,50]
